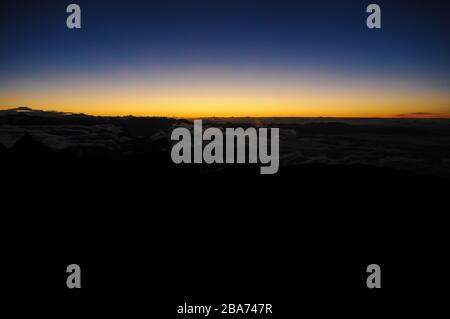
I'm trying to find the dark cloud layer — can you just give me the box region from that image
[1,108,450,178]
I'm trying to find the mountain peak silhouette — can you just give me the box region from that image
[11,133,53,157]
[15,106,33,111]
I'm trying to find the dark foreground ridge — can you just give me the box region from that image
[1,108,449,299]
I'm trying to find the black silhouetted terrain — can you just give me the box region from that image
[1,108,449,299]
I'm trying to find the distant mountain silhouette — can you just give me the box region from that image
[0,106,85,117]
[0,107,186,139]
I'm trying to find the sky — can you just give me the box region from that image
[0,0,449,117]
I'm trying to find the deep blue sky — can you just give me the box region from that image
[1,0,449,116]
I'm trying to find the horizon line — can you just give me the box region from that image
[1,106,450,120]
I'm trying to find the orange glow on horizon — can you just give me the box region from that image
[1,68,449,119]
